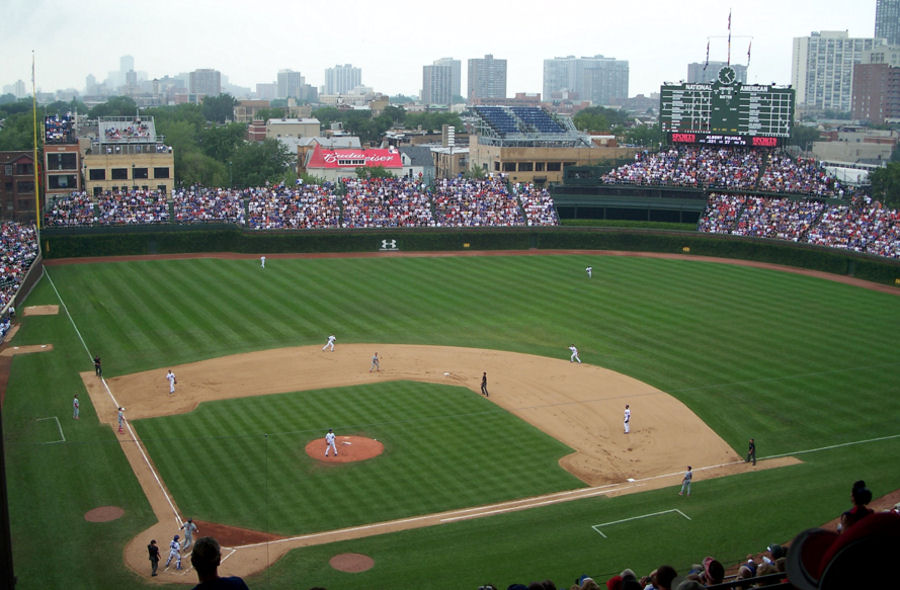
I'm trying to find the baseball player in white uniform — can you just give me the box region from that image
[166,369,177,394]
[73,394,79,419]
[165,534,182,570]
[325,428,338,456]
[322,335,336,351]
[586,266,593,278]
[569,345,581,363]
[260,255,266,269]
[624,404,631,434]
[180,518,198,551]
[117,407,125,433]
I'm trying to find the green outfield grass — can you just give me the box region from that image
[4,254,900,589]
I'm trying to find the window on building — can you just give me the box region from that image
[89,169,106,180]
[93,186,102,197]
[15,163,33,175]
[49,175,77,189]
[518,162,533,172]
[153,167,170,179]
[535,162,545,171]
[16,181,34,193]
[47,153,77,170]
[133,167,149,179]
[494,161,500,171]
[111,168,128,180]
[157,185,167,194]
[18,199,32,210]
[502,162,516,172]
[547,162,562,171]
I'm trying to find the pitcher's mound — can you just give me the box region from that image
[305,436,384,463]
[330,552,375,572]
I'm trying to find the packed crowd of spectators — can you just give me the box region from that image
[697,192,899,258]
[0,221,38,312]
[45,192,96,226]
[96,190,169,225]
[173,187,246,225]
[104,122,152,140]
[602,147,854,198]
[342,177,435,228]
[433,177,524,227]
[515,183,560,226]
[44,113,75,144]
[246,184,342,230]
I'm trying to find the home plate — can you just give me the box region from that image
[342,441,352,445]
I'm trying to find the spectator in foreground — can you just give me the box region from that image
[190,536,249,589]
[839,479,873,533]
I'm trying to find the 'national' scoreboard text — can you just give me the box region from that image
[659,66,794,147]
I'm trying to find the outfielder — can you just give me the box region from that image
[322,335,336,352]
[166,369,177,394]
[73,394,80,419]
[180,518,199,551]
[260,255,266,269]
[325,428,338,456]
[586,266,593,278]
[679,466,692,496]
[624,404,631,434]
[569,345,581,363]
[165,534,182,570]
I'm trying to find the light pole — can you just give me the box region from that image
[228,161,233,188]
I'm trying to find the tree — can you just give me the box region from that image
[230,138,293,188]
[311,107,341,130]
[789,125,820,152]
[868,163,900,209]
[201,93,237,124]
[88,96,138,118]
[199,122,247,162]
[624,123,661,148]
[381,105,406,124]
[463,165,486,179]
[255,107,288,122]
[572,106,630,133]
[0,110,42,151]
[179,151,228,187]
[355,165,395,179]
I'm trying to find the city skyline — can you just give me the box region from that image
[0,0,880,100]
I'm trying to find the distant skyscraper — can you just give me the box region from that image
[120,55,134,74]
[687,62,748,84]
[434,58,461,100]
[189,68,222,98]
[876,0,900,45]
[325,64,362,95]
[792,31,885,112]
[422,61,455,106]
[543,55,629,105]
[467,54,507,102]
[277,69,304,99]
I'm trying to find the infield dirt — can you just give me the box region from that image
[80,343,798,582]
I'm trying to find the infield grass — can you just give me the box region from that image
[4,253,900,589]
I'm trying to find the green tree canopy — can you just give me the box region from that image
[623,123,662,148]
[230,138,294,188]
[201,93,237,124]
[868,163,900,209]
[572,106,630,133]
[199,122,247,162]
[789,125,821,151]
[88,96,138,119]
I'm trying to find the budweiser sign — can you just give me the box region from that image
[309,147,402,168]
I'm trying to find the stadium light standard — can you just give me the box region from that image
[228,160,233,188]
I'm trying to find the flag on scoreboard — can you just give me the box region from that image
[747,40,752,66]
[704,40,710,70]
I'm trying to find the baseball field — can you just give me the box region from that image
[3,251,900,589]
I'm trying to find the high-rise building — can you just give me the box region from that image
[433,58,461,100]
[853,45,900,123]
[542,55,629,105]
[189,68,222,98]
[687,62,748,84]
[120,55,135,75]
[876,0,900,45]
[467,54,507,102]
[792,31,885,112]
[325,64,362,95]
[277,70,305,99]
[422,61,455,106]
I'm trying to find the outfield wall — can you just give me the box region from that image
[40,225,900,286]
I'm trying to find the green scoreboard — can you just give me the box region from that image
[659,65,795,147]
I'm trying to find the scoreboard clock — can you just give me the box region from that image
[659,72,794,146]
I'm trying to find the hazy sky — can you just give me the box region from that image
[0,0,879,99]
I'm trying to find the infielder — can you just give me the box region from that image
[481,372,489,397]
[322,334,336,352]
[166,369,177,394]
[569,345,581,363]
[325,428,338,456]
[73,394,79,419]
[165,534,182,570]
[369,352,380,372]
[586,266,593,278]
[260,255,266,269]
[679,466,692,496]
[117,407,125,433]
[180,518,198,551]
[624,404,631,434]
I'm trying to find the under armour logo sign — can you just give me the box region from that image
[379,239,398,251]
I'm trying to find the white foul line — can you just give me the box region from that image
[591,508,691,538]
[46,269,184,529]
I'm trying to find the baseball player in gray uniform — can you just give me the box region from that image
[180,518,199,551]
[325,428,338,456]
[369,352,380,372]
